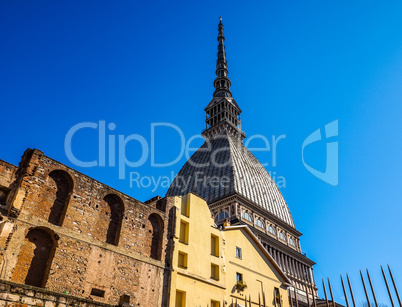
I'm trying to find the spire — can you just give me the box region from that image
[213,17,232,98]
[203,18,245,140]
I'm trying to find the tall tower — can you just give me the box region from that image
[203,17,245,141]
[167,18,317,304]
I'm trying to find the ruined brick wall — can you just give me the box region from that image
[0,160,17,207]
[0,160,17,188]
[0,149,175,306]
[11,228,54,287]
[0,279,113,307]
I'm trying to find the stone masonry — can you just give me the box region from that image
[0,149,176,307]
[0,279,113,307]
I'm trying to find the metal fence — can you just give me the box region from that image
[320,265,401,307]
[201,265,401,307]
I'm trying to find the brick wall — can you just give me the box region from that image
[0,160,17,207]
[0,149,176,307]
[0,279,113,307]
[0,160,17,189]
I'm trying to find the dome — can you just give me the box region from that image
[166,131,295,228]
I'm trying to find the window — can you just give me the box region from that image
[215,211,229,222]
[211,264,219,280]
[148,213,164,260]
[0,187,10,206]
[179,220,189,244]
[279,232,286,241]
[211,300,220,307]
[235,247,242,259]
[119,295,130,305]
[211,235,219,257]
[178,251,188,269]
[274,287,282,307]
[236,272,243,282]
[242,211,253,223]
[181,198,189,217]
[268,225,276,235]
[289,238,296,247]
[47,170,73,227]
[256,219,264,229]
[12,228,55,287]
[175,290,186,307]
[91,288,105,298]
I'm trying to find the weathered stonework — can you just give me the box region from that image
[0,149,176,307]
[0,160,17,208]
[0,279,113,307]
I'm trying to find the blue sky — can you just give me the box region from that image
[1,0,401,305]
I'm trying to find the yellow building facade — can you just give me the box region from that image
[169,193,291,307]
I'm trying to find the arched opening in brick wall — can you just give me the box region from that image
[147,213,164,260]
[11,228,56,288]
[48,170,73,226]
[0,186,10,206]
[103,194,124,245]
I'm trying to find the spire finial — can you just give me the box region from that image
[213,17,232,98]
[203,19,245,139]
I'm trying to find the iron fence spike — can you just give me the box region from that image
[366,269,378,307]
[328,278,336,307]
[294,285,299,307]
[347,274,357,307]
[360,270,371,307]
[388,265,402,307]
[289,289,294,307]
[311,284,317,307]
[323,279,330,307]
[381,266,395,307]
[340,275,350,307]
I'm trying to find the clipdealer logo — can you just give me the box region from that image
[302,120,339,186]
[64,120,338,188]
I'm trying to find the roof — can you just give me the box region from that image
[166,131,295,228]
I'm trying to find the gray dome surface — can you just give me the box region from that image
[166,132,295,228]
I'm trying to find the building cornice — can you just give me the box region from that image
[250,224,316,266]
[209,193,302,237]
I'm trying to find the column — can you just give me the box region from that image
[277,251,281,267]
[291,258,296,277]
[289,257,293,275]
[284,255,289,273]
[306,265,312,283]
[297,262,303,281]
[281,253,286,272]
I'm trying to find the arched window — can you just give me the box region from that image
[242,211,253,223]
[268,225,276,235]
[48,170,73,226]
[289,238,296,247]
[11,228,55,287]
[279,232,286,241]
[256,219,264,229]
[103,194,124,245]
[215,211,229,222]
[0,188,9,206]
[147,213,164,260]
